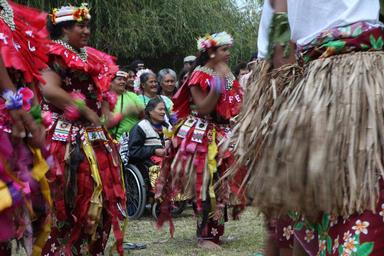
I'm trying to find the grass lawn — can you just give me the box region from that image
[117,207,265,256]
[12,207,265,255]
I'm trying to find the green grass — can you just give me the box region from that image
[118,207,265,256]
[12,208,265,255]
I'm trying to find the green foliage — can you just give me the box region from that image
[15,0,261,70]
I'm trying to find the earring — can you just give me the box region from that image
[210,54,216,59]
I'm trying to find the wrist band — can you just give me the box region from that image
[1,87,34,111]
[64,92,86,121]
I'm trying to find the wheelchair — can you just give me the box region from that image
[119,132,187,219]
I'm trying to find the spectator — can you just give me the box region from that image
[177,67,190,88]
[109,70,144,140]
[158,68,177,98]
[138,70,173,114]
[183,55,196,70]
[234,62,249,80]
[130,59,145,73]
[128,97,169,184]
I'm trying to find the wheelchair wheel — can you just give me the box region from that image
[151,201,161,220]
[124,164,146,219]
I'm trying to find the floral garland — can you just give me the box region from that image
[197,31,233,52]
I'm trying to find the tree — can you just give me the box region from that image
[16,0,261,71]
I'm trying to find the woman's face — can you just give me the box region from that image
[110,76,127,95]
[142,74,158,96]
[126,71,136,90]
[63,21,90,49]
[149,102,166,124]
[161,74,176,94]
[213,44,231,64]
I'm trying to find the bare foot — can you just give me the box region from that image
[197,240,222,250]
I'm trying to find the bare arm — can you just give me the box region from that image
[190,86,220,116]
[271,0,287,12]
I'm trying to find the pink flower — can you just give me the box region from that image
[19,87,34,111]
[42,111,52,127]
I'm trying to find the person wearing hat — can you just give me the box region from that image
[183,55,197,70]
[108,70,144,140]
[40,3,126,255]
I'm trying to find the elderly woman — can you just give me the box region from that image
[157,68,177,98]
[138,70,173,117]
[128,97,168,187]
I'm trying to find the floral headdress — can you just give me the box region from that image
[197,31,233,52]
[133,69,154,92]
[50,3,91,25]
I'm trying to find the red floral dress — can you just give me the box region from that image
[41,42,126,256]
[0,1,50,255]
[155,65,246,243]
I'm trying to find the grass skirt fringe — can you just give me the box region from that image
[247,51,384,218]
[226,60,302,194]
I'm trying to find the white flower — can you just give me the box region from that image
[64,77,72,86]
[343,237,358,254]
[332,236,340,253]
[379,203,384,222]
[343,231,352,241]
[211,228,219,236]
[283,225,294,240]
[50,243,57,253]
[304,229,315,243]
[329,213,338,227]
[318,240,326,252]
[88,84,94,91]
[80,242,89,254]
[352,220,369,235]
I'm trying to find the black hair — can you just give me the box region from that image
[130,59,145,73]
[249,52,258,62]
[177,67,190,86]
[46,18,76,40]
[144,97,169,128]
[234,62,247,78]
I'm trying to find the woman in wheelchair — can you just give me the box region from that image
[128,97,168,190]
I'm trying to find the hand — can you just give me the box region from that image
[154,148,165,157]
[210,75,226,95]
[9,109,45,148]
[82,107,101,126]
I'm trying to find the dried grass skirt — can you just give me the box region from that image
[247,51,384,218]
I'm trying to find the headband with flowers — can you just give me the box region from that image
[50,3,91,25]
[197,31,233,52]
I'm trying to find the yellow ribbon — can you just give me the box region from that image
[207,128,218,212]
[0,180,13,212]
[82,131,103,240]
[28,146,52,256]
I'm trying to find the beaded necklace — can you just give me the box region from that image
[53,39,88,62]
[194,65,235,90]
[0,0,15,31]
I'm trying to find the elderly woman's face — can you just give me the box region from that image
[149,101,166,124]
[142,74,158,95]
[161,74,176,94]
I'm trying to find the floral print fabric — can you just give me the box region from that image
[300,22,384,63]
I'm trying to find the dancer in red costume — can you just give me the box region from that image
[0,1,51,255]
[156,32,245,249]
[40,4,126,256]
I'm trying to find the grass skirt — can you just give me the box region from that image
[247,51,384,218]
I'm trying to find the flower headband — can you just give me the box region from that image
[50,3,91,25]
[197,32,233,52]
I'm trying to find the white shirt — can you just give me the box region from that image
[288,0,381,46]
[257,0,274,59]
